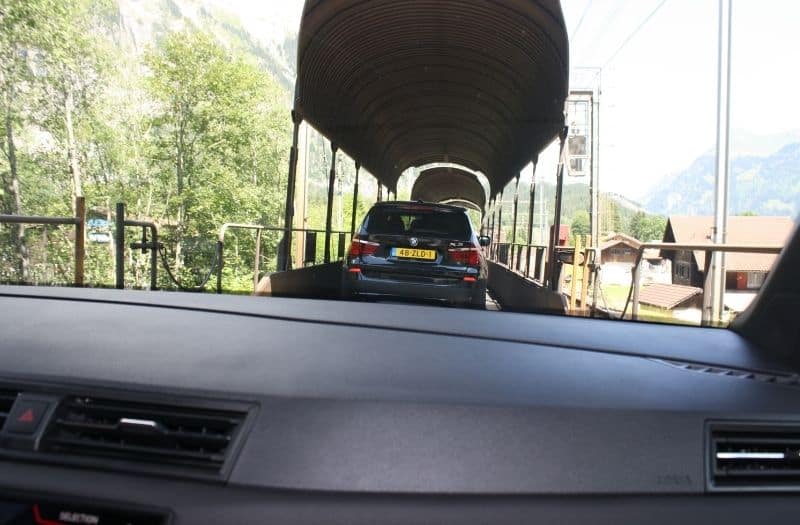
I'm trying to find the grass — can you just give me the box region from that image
[565,279,694,325]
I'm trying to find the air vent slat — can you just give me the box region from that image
[62,400,241,427]
[45,437,226,466]
[716,436,800,445]
[710,423,800,490]
[717,469,800,478]
[54,419,232,447]
[42,396,247,476]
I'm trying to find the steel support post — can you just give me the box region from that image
[496,192,504,263]
[115,202,125,289]
[510,174,520,268]
[710,0,733,324]
[549,127,569,290]
[350,163,360,235]
[74,196,85,286]
[324,143,338,263]
[525,158,538,277]
[631,260,641,320]
[279,111,302,271]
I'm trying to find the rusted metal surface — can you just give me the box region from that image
[295,0,569,194]
[410,167,486,210]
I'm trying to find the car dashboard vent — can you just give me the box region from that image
[0,389,20,431]
[710,423,800,490]
[42,396,248,477]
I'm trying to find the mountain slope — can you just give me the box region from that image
[115,0,296,91]
[644,142,800,217]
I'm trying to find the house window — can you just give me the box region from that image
[675,263,690,279]
[746,272,766,289]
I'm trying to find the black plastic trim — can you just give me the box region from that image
[0,379,257,483]
[0,487,172,524]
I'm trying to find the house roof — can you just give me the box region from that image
[600,233,641,252]
[662,216,794,272]
[294,0,569,195]
[638,283,703,310]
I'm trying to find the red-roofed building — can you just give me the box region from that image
[661,216,794,290]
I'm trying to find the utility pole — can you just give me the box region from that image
[708,0,732,325]
[590,79,601,253]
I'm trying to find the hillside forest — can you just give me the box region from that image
[1,0,668,292]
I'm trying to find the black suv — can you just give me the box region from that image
[342,201,489,308]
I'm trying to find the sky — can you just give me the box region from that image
[216,0,800,199]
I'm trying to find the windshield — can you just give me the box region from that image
[0,0,797,327]
[363,207,473,241]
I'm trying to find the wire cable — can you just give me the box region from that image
[570,0,593,42]
[601,0,669,68]
[158,245,219,292]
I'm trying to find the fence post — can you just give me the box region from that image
[631,258,642,320]
[580,235,592,314]
[216,240,224,294]
[253,228,262,292]
[73,196,85,287]
[337,232,346,260]
[115,202,125,289]
[701,250,714,326]
[569,234,581,312]
[149,225,159,291]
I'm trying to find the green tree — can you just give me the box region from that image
[145,30,289,282]
[571,209,590,237]
[629,212,667,241]
[1,0,113,282]
[0,0,56,278]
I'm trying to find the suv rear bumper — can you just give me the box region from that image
[344,270,484,305]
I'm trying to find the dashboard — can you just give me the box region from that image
[2,285,800,524]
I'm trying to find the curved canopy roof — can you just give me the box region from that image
[411,167,487,211]
[295,0,569,195]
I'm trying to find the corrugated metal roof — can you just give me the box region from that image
[295,0,569,194]
[410,167,486,210]
[663,216,794,272]
[639,283,702,310]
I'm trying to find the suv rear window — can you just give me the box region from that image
[364,207,472,240]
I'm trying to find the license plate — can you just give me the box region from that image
[393,247,436,260]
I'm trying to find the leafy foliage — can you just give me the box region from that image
[628,212,667,242]
[571,210,590,237]
[1,1,290,291]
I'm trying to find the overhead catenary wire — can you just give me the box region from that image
[601,0,669,69]
[570,0,594,42]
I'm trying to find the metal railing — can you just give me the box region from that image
[216,223,351,294]
[629,242,784,325]
[489,242,549,282]
[0,196,85,286]
[114,203,160,290]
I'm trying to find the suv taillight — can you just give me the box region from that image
[448,246,480,266]
[349,237,379,258]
